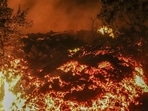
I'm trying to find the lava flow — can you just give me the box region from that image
[0,47,148,111]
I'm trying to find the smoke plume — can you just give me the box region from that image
[8,0,100,33]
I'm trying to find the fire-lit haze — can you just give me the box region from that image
[8,0,100,33]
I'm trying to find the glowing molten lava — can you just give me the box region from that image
[0,53,148,110]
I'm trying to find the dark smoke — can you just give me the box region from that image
[8,0,100,33]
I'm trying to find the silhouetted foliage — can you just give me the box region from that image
[0,0,32,59]
[98,0,148,34]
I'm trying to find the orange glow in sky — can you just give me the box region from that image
[8,0,100,33]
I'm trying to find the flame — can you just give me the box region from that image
[135,75,148,92]
[2,74,21,111]
[97,26,114,38]
[0,56,27,111]
[0,53,148,110]
[0,72,4,111]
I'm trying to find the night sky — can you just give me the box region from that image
[8,0,100,33]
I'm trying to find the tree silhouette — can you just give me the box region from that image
[0,0,32,63]
[98,0,148,34]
